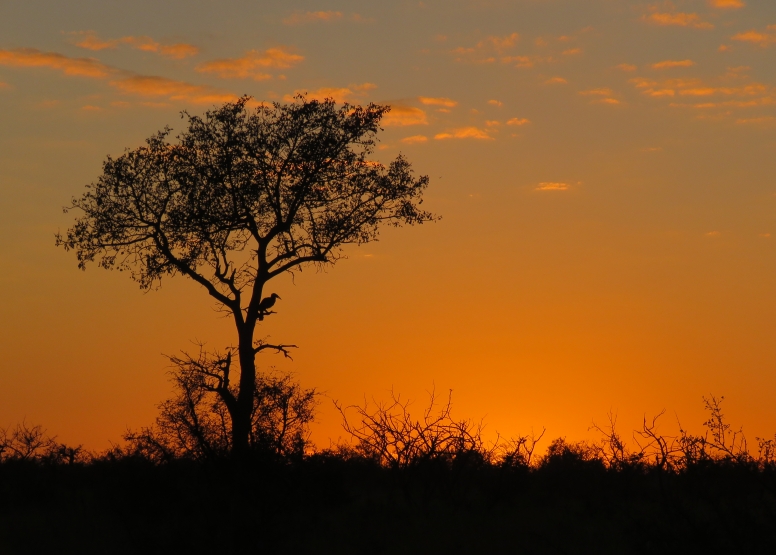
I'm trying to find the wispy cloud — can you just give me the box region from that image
[708,0,744,8]
[383,106,428,126]
[400,135,428,144]
[0,81,10,89]
[197,48,303,80]
[0,48,112,78]
[283,11,343,24]
[652,59,695,69]
[110,75,236,104]
[282,83,376,104]
[736,116,776,124]
[579,88,613,96]
[615,63,637,71]
[488,99,503,107]
[544,77,568,84]
[562,48,582,55]
[418,96,458,107]
[732,27,776,47]
[506,117,530,126]
[535,182,569,191]
[644,12,713,29]
[434,127,492,140]
[71,32,199,59]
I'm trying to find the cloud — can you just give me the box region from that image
[705,231,721,237]
[652,59,695,69]
[283,11,343,24]
[80,105,102,112]
[708,0,744,8]
[562,48,582,55]
[732,29,776,47]
[434,127,492,140]
[197,48,303,80]
[485,120,500,127]
[72,31,118,51]
[110,75,236,104]
[400,135,428,144]
[418,96,457,107]
[72,32,199,59]
[0,48,112,78]
[481,33,520,52]
[500,55,535,68]
[544,77,568,84]
[383,106,428,126]
[506,117,530,126]
[488,99,503,107]
[579,88,613,96]
[0,81,9,89]
[282,83,376,104]
[644,12,713,29]
[736,116,776,124]
[535,182,569,191]
[594,98,621,105]
[616,63,637,71]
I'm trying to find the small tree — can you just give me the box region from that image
[124,347,317,462]
[57,96,433,456]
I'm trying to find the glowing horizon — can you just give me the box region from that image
[1,0,775,451]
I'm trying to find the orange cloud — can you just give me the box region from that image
[482,33,520,51]
[736,116,776,124]
[0,81,9,89]
[616,63,637,71]
[488,99,503,107]
[197,48,303,80]
[652,59,695,69]
[501,55,535,68]
[110,76,236,104]
[400,135,428,144]
[579,88,613,96]
[506,117,530,126]
[594,98,621,105]
[72,32,199,59]
[544,77,568,84]
[645,12,714,29]
[0,48,112,78]
[283,11,343,24]
[434,127,492,140]
[73,31,118,51]
[282,83,376,104]
[732,29,776,47]
[708,0,744,7]
[418,96,457,108]
[562,48,582,55]
[536,182,569,191]
[383,106,428,126]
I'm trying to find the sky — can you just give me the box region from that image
[1,0,776,451]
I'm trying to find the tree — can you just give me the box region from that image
[124,346,317,462]
[57,96,434,456]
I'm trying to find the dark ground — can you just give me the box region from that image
[2,454,775,554]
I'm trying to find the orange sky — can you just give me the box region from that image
[1,0,776,451]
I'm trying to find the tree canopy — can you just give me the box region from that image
[57,95,434,455]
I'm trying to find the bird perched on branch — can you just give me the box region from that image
[257,293,281,317]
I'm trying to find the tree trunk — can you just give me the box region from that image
[231,325,258,457]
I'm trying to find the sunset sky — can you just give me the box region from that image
[2,0,776,450]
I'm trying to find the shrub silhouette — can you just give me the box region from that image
[122,346,317,462]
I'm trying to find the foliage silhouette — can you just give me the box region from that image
[122,346,317,462]
[57,95,433,456]
[2,395,776,553]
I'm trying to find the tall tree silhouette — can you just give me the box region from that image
[57,96,433,456]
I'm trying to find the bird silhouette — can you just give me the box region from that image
[257,293,281,314]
